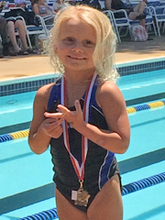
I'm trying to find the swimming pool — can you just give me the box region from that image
[0,58,165,219]
[1,67,165,131]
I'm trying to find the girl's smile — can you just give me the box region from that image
[55,18,96,72]
[67,55,86,60]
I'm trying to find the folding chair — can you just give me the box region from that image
[25,14,55,51]
[111,5,157,42]
[160,0,165,6]
[129,6,157,36]
[102,10,121,42]
[149,5,165,36]
[4,7,33,48]
[147,0,161,7]
[46,0,56,6]
[5,7,55,49]
[112,9,132,42]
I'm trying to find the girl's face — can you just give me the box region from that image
[54,18,96,73]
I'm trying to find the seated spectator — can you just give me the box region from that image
[105,0,148,27]
[0,2,10,58]
[4,0,34,55]
[81,0,102,10]
[52,0,70,13]
[31,0,55,22]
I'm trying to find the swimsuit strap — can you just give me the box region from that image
[47,78,61,110]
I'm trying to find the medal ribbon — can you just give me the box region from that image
[61,74,97,181]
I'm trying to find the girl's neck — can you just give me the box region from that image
[64,70,95,107]
[64,69,95,85]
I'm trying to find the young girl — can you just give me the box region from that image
[28,5,130,220]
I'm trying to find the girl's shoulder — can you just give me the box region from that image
[36,83,55,100]
[98,80,119,95]
[32,83,55,112]
[97,80,124,106]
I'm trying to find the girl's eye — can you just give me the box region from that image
[63,37,75,44]
[62,38,95,47]
[83,40,95,47]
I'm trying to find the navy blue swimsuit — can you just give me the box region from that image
[47,77,120,212]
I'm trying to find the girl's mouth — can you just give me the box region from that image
[67,55,86,60]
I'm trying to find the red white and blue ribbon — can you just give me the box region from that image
[61,74,97,181]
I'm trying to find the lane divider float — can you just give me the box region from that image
[127,99,165,114]
[19,172,165,220]
[0,130,29,143]
[1,99,165,143]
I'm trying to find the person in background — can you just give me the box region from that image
[31,0,55,17]
[4,0,31,55]
[31,0,55,25]
[105,0,148,27]
[0,1,10,57]
[0,17,10,58]
[28,5,130,220]
[52,0,70,14]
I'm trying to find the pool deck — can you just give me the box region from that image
[0,36,165,81]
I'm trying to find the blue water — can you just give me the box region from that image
[0,106,165,219]
[0,91,36,129]
[0,138,53,199]
[118,69,165,88]
[123,180,165,220]
[1,69,165,129]
[118,69,165,100]
[118,107,165,161]
[0,68,165,219]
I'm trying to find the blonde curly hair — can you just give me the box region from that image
[48,5,119,82]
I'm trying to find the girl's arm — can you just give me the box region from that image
[92,81,130,154]
[28,83,63,154]
[45,81,130,154]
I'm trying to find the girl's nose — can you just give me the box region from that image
[72,47,83,53]
[72,41,83,52]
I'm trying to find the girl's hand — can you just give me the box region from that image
[44,100,85,129]
[40,116,63,139]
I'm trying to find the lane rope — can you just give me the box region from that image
[19,172,165,220]
[0,130,29,143]
[126,99,165,114]
[1,99,165,143]
[122,172,165,195]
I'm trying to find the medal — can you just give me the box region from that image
[61,74,97,207]
[75,180,90,207]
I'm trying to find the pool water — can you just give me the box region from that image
[0,92,36,129]
[0,106,165,219]
[118,107,165,160]
[118,69,165,101]
[1,68,165,130]
[0,63,165,219]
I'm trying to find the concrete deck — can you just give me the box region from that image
[0,36,165,81]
